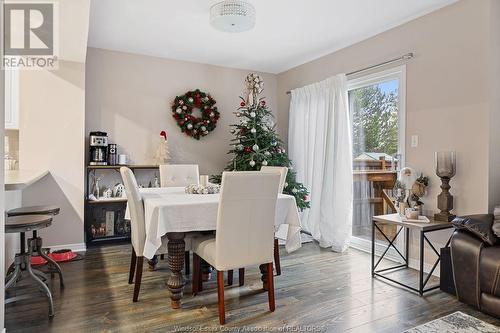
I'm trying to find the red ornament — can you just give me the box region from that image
[240,101,246,107]
[261,100,266,106]
[244,147,251,153]
[160,130,167,140]
[304,195,309,201]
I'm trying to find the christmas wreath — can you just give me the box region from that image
[171,89,219,140]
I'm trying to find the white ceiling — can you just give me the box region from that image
[88,0,458,74]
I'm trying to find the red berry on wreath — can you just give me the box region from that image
[261,100,266,106]
[240,101,246,107]
[244,147,251,153]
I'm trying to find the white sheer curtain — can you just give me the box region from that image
[289,74,353,252]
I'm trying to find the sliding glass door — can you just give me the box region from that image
[348,66,406,254]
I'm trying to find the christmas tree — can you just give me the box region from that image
[214,74,310,210]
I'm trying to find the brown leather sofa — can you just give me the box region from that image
[451,214,500,318]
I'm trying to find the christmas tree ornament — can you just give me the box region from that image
[187,124,193,130]
[240,101,246,107]
[176,108,182,114]
[213,75,310,211]
[188,97,194,103]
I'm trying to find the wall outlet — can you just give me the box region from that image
[411,135,419,148]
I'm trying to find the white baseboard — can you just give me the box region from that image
[45,242,87,253]
[3,327,6,333]
[350,236,404,264]
[10,242,87,254]
[408,258,440,277]
[350,239,440,277]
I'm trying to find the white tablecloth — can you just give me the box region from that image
[126,187,302,259]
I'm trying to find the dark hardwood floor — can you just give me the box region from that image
[5,242,500,332]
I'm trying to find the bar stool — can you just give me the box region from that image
[5,214,56,317]
[6,205,64,287]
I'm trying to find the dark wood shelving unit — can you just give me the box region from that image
[84,164,159,246]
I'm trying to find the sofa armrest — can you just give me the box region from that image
[451,231,483,308]
[452,214,497,246]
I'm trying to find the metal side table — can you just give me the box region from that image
[371,213,454,296]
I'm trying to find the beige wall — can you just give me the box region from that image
[277,0,498,267]
[488,0,500,212]
[278,0,494,215]
[18,0,90,249]
[20,62,87,248]
[85,48,278,175]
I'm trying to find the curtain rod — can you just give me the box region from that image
[285,52,414,95]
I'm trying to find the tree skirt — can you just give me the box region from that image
[404,312,499,333]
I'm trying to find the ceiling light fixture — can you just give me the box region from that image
[210,0,256,33]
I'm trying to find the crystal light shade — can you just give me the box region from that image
[210,0,256,33]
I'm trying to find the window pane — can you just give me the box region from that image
[350,78,400,243]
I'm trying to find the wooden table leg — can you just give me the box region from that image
[201,259,212,282]
[259,264,269,291]
[166,232,185,309]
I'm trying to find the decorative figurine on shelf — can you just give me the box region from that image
[91,225,97,238]
[90,174,102,200]
[113,183,126,198]
[434,151,457,221]
[154,130,170,165]
[152,174,160,188]
[410,174,429,215]
[394,167,417,215]
[102,187,113,199]
[245,73,264,107]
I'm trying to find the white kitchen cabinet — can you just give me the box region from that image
[5,69,19,130]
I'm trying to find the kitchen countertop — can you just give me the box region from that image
[5,169,49,191]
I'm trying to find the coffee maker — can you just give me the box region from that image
[89,131,108,165]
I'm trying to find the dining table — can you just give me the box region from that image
[126,187,302,309]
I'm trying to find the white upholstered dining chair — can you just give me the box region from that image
[260,166,289,276]
[191,171,281,324]
[120,167,192,302]
[159,164,199,187]
[260,166,288,194]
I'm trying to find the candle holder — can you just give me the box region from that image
[434,151,456,222]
